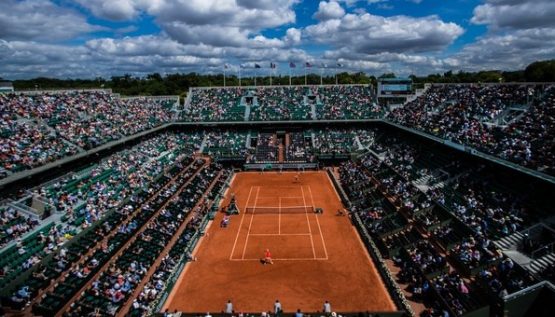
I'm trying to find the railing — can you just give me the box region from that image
[151,172,234,314]
[531,241,555,259]
[14,88,112,95]
[351,213,415,317]
[190,83,372,90]
[381,120,555,185]
[503,281,555,302]
[120,95,180,102]
[243,163,318,170]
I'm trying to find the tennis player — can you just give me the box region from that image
[293,172,300,183]
[262,248,274,265]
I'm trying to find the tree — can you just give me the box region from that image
[525,60,555,82]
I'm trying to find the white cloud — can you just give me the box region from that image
[73,0,163,21]
[471,0,555,29]
[0,32,314,79]
[313,1,346,21]
[74,0,299,47]
[0,0,104,42]
[152,0,296,28]
[284,28,302,46]
[455,28,555,71]
[145,0,298,49]
[305,12,464,54]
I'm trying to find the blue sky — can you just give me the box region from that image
[0,0,554,79]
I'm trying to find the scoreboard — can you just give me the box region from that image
[378,78,413,97]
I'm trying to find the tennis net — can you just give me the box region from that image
[244,206,314,214]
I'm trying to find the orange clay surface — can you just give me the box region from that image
[163,171,396,313]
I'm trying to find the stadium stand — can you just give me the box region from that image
[338,124,554,317]
[387,83,555,176]
[203,130,250,161]
[0,91,176,179]
[0,205,39,248]
[316,85,380,119]
[181,85,378,123]
[1,84,555,317]
[184,88,246,122]
[250,86,312,121]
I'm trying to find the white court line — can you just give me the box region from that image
[241,186,260,260]
[244,205,312,209]
[248,233,311,236]
[308,185,329,260]
[278,197,281,235]
[300,186,317,259]
[256,196,303,199]
[229,257,329,261]
[229,186,253,260]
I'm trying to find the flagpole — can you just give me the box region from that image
[239,68,242,87]
[304,64,307,86]
[320,67,323,86]
[255,67,257,87]
[224,66,226,87]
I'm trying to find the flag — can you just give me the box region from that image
[254,63,261,68]
[305,62,312,68]
[224,64,229,69]
[321,63,327,68]
[289,62,296,68]
[337,63,343,67]
[270,62,276,69]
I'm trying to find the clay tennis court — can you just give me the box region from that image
[163,171,396,313]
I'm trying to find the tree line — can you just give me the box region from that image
[4,59,554,97]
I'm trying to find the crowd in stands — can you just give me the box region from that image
[1,133,204,311]
[312,129,357,156]
[250,87,311,121]
[0,108,79,176]
[253,133,278,162]
[185,88,245,122]
[35,132,202,234]
[1,153,223,315]
[1,206,39,248]
[317,85,380,119]
[130,169,230,316]
[451,235,501,272]
[64,163,223,316]
[42,159,202,315]
[387,84,555,176]
[204,131,249,159]
[478,257,536,299]
[1,80,554,316]
[3,83,554,181]
[0,91,175,178]
[337,126,553,317]
[286,132,311,162]
[182,85,379,123]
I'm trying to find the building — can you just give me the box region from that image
[0,81,14,92]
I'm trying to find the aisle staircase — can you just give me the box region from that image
[310,102,317,120]
[495,223,555,276]
[244,104,251,121]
